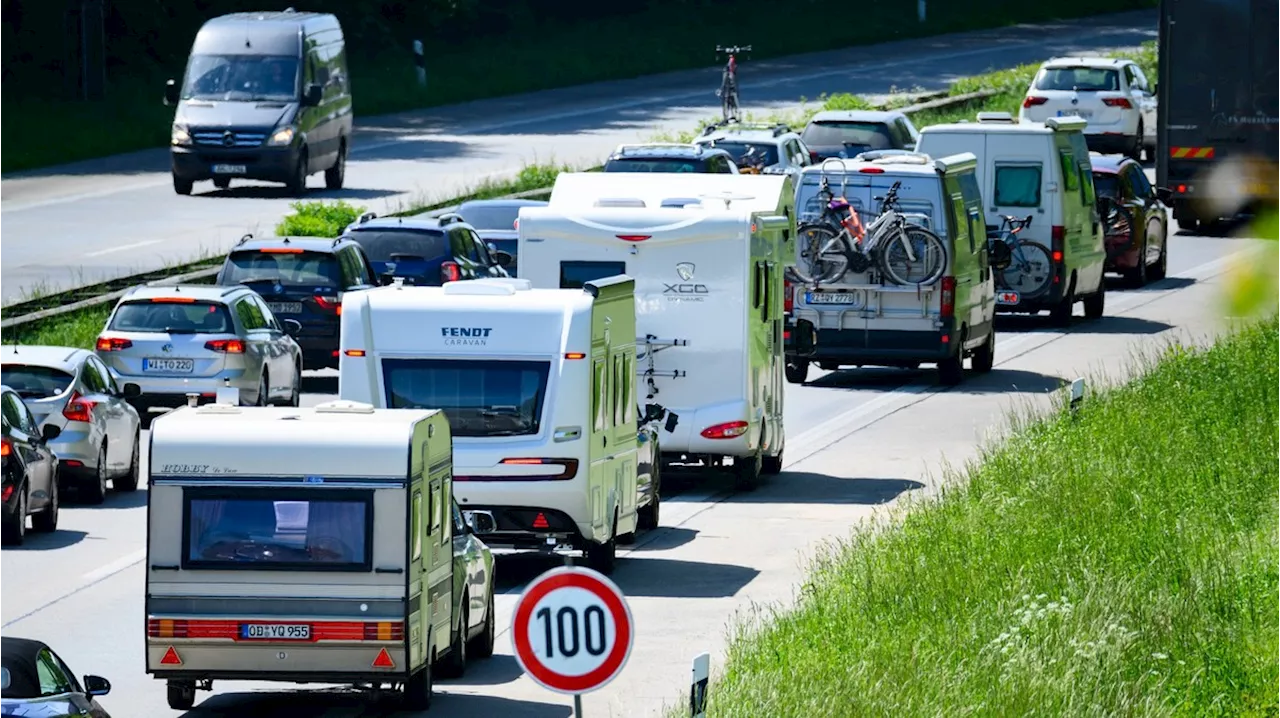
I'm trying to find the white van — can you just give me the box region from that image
[145,401,453,711]
[338,276,644,574]
[915,113,1107,326]
[517,193,792,491]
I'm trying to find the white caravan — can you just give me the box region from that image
[338,276,646,574]
[547,171,795,218]
[517,194,793,490]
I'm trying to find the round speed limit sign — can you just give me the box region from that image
[511,566,634,694]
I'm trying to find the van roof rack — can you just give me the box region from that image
[700,119,792,137]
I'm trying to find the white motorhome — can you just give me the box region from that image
[518,177,794,490]
[145,401,453,711]
[338,276,647,574]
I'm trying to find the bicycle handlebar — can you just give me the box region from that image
[1000,214,1034,230]
[716,45,752,54]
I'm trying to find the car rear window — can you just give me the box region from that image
[1034,67,1121,92]
[801,121,895,150]
[603,158,703,173]
[1092,173,1119,198]
[700,141,780,166]
[346,229,448,263]
[109,300,234,334]
[994,165,1043,207]
[223,249,341,288]
[456,205,524,230]
[0,365,75,400]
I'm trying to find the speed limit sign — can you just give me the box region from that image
[511,566,634,695]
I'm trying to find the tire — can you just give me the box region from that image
[402,662,432,710]
[1124,244,1149,287]
[794,224,847,285]
[733,453,761,492]
[762,447,784,476]
[437,602,468,679]
[213,177,231,190]
[879,226,947,286]
[971,329,995,373]
[784,360,809,384]
[167,681,196,711]
[3,486,26,546]
[288,363,301,407]
[937,352,964,386]
[638,462,661,530]
[286,150,308,197]
[1049,277,1075,328]
[1083,284,1106,320]
[469,590,496,659]
[252,372,269,407]
[31,479,58,533]
[325,140,347,190]
[84,444,109,505]
[586,515,618,575]
[172,175,193,196]
[114,434,140,492]
[1150,237,1168,280]
[1128,124,1144,161]
[997,241,1054,300]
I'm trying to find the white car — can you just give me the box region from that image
[1018,57,1156,161]
[693,121,814,176]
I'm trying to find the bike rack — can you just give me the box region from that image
[636,333,688,400]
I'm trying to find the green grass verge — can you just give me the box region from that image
[4,304,114,352]
[697,317,1279,717]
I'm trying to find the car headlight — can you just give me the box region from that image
[267,126,296,146]
[170,125,192,146]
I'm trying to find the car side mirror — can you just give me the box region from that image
[1156,186,1172,203]
[494,251,513,268]
[122,383,143,399]
[379,272,397,286]
[463,510,496,535]
[40,424,61,442]
[83,675,111,697]
[163,79,179,106]
[282,318,303,336]
[302,83,323,107]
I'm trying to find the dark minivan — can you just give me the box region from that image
[215,235,377,370]
[164,9,353,197]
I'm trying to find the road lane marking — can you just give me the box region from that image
[81,548,146,583]
[84,240,163,258]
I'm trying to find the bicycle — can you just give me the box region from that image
[987,214,1053,300]
[787,170,947,287]
[715,45,751,123]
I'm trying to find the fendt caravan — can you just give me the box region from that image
[517,173,796,490]
[339,277,655,574]
[145,402,454,711]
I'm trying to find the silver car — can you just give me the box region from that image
[95,284,304,428]
[0,346,143,504]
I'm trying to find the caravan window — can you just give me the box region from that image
[383,358,550,437]
[994,165,1043,207]
[182,489,373,571]
[561,261,626,289]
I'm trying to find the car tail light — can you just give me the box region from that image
[616,235,651,242]
[1022,96,1049,108]
[1176,184,1187,193]
[859,167,884,173]
[809,150,819,162]
[700,421,750,439]
[440,261,461,283]
[63,392,95,423]
[313,295,342,314]
[1051,225,1065,263]
[1102,97,1133,109]
[1,484,12,502]
[940,276,956,318]
[96,336,133,352]
[205,339,245,353]
[513,218,520,230]
[1,439,11,460]
[783,279,794,313]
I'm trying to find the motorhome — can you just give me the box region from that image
[145,401,454,711]
[338,276,651,574]
[517,177,794,490]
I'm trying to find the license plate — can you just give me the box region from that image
[240,623,311,641]
[143,358,194,373]
[805,292,858,305]
[1058,110,1093,119]
[212,164,247,174]
[996,291,1021,305]
[267,302,303,315]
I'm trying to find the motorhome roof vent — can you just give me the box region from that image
[871,152,930,165]
[594,198,648,208]
[660,197,704,208]
[441,279,526,296]
[976,112,1016,124]
[195,404,242,414]
[314,400,376,414]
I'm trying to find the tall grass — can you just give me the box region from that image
[699,318,1279,718]
[3,305,115,351]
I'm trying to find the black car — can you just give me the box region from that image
[215,235,378,371]
[340,212,510,288]
[800,110,920,161]
[451,198,549,276]
[1,636,112,717]
[1,385,60,546]
[602,143,739,174]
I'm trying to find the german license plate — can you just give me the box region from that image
[996,290,1021,305]
[267,302,302,315]
[143,358,194,373]
[240,623,311,640]
[805,292,857,305]
[212,164,247,174]
[1058,109,1092,119]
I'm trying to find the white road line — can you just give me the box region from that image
[81,548,146,583]
[83,239,163,258]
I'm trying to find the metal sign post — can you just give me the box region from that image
[690,652,710,717]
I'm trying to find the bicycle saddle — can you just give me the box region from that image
[827,196,852,211]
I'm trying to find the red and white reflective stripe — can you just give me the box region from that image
[147,618,404,641]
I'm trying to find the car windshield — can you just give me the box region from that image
[182,54,300,102]
[1092,173,1120,198]
[347,229,448,263]
[185,493,371,570]
[604,158,704,173]
[700,141,780,166]
[224,250,341,289]
[108,301,234,334]
[1035,67,1121,92]
[0,365,75,400]
[382,358,550,438]
[802,121,895,150]
[457,204,530,230]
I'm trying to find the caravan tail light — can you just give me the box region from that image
[701,421,750,439]
[440,261,462,283]
[96,336,133,352]
[616,235,651,242]
[564,352,586,360]
[1022,95,1048,108]
[939,277,956,319]
[313,295,342,314]
[63,392,95,423]
[204,339,245,353]
[783,279,795,313]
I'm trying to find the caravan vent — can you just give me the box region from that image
[442,278,530,296]
[660,197,704,208]
[315,400,376,414]
[195,404,242,415]
[976,112,1016,124]
[594,198,648,208]
[698,191,756,210]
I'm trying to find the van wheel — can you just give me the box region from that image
[1083,285,1106,319]
[971,330,995,373]
[470,590,496,659]
[286,150,308,197]
[586,515,618,575]
[784,360,809,384]
[438,603,467,679]
[762,448,784,476]
[1049,296,1074,327]
[167,681,196,711]
[733,453,762,491]
[172,175,193,196]
[325,140,347,190]
[937,353,963,386]
[638,462,661,530]
[402,662,432,710]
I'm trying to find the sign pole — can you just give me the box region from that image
[574,693,583,716]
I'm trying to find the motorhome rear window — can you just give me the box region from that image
[182,489,373,571]
[994,165,1043,207]
[560,261,627,289]
[224,250,341,289]
[1034,67,1120,92]
[108,301,234,334]
[383,358,550,438]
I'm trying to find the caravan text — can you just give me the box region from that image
[663,283,710,302]
[442,326,494,346]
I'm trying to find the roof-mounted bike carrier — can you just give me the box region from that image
[636,333,687,400]
[700,120,792,137]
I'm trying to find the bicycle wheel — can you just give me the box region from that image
[997,241,1054,299]
[878,226,947,285]
[794,224,847,285]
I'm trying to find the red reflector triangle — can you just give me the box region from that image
[372,647,395,668]
[532,513,550,529]
[160,646,182,666]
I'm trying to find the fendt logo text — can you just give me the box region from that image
[442,326,493,346]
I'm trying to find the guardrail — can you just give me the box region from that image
[0,88,998,332]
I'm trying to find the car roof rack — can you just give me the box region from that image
[436,212,465,226]
[356,211,377,224]
[701,119,792,137]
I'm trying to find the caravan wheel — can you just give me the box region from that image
[734,453,762,491]
[166,681,196,711]
[586,515,618,575]
[402,661,433,710]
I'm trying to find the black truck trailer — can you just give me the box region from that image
[1156,0,1279,229]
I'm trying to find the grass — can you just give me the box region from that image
[3,305,114,352]
[694,317,1279,718]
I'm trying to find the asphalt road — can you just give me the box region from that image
[0,9,1156,302]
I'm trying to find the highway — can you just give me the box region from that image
[0,9,1156,302]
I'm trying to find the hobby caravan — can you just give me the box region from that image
[546,171,795,218]
[517,189,793,490]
